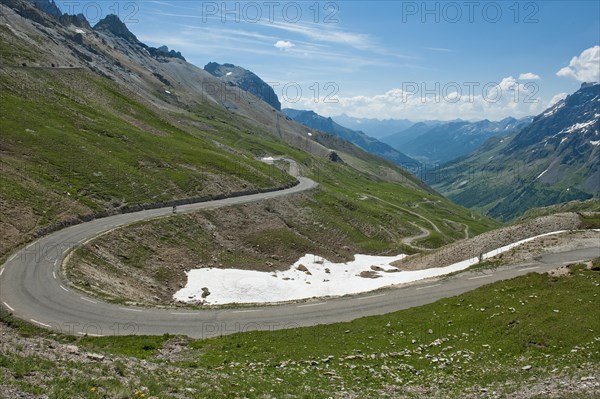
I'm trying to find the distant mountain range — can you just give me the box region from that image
[332,115,414,139]
[283,109,418,166]
[333,114,535,165]
[428,82,600,221]
[382,117,534,164]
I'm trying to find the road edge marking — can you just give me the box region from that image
[30,319,51,328]
[357,293,386,300]
[119,307,143,312]
[297,302,326,308]
[468,274,493,280]
[519,266,541,272]
[416,283,441,291]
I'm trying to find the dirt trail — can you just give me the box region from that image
[365,194,441,233]
[401,222,431,250]
[393,212,587,270]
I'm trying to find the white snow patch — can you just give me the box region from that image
[543,101,564,117]
[536,168,548,180]
[226,72,233,76]
[261,156,275,164]
[560,137,568,144]
[174,231,573,305]
[164,90,171,94]
[560,119,596,134]
[307,132,313,136]
[75,28,85,34]
[590,140,600,146]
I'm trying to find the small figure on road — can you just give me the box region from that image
[172,204,177,214]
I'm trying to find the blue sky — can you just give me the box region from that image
[56,1,600,121]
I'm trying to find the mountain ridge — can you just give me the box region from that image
[204,62,281,111]
[383,117,534,164]
[284,108,418,166]
[429,83,599,220]
[332,114,415,139]
[1,0,500,260]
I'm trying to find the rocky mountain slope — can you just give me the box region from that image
[382,117,533,164]
[204,62,281,111]
[284,108,418,166]
[429,83,600,220]
[0,0,499,259]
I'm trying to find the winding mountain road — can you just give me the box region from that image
[1,175,598,339]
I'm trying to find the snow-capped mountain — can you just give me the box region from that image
[429,82,599,221]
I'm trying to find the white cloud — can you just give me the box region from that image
[261,20,372,50]
[556,45,600,82]
[424,47,453,53]
[548,92,568,106]
[519,72,540,80]
[274,40,295,50]
[282,76,552,121]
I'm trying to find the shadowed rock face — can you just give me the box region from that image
[30,0,61,17]
[204,62,282,111]
[148,45,186,61]
[327,151,343,163]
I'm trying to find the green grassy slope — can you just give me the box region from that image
[0,66,297,255]
[0,21,500,260]
[0,63,499,262]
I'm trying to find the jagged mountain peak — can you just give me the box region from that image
[504,83,600,154]
[30,0,61,18]
[59,13,90,29]
[94,14,139,44]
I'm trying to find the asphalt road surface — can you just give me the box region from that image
[1,176,598,339]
